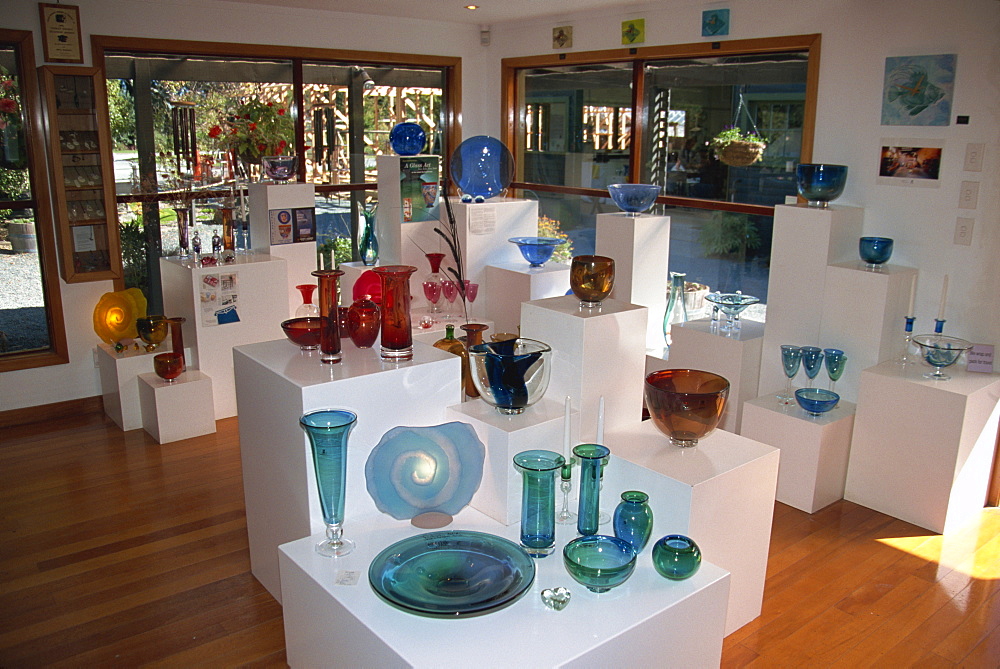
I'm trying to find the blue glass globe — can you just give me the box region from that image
[508,237,561,267]
[794,388,840,416]
[859,236,893,267]
[450,135,514,200]
[389,122,426,156]
[796,164,848,208]
[607,183,661,215]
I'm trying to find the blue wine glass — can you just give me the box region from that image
[823,348,847,391]
[778,345,802,405]
[800,346,824,388]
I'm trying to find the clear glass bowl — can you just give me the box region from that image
[607,183,661,215]
[468,338,552,415]
[261,155,298,181]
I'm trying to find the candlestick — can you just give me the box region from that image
[934,319,946,335]
[562,396,572,460]
[897,316,916,365]
[596,396,605,444]
[907,274,916,317]
[937,275,948,320]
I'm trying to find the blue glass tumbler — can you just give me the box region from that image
[613,490,654,552]
[300,409,357,557]
[574,443,611,536]
[513,450,565,557]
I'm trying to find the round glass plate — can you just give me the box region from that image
[449,135,514,200]
[368,530,535,617]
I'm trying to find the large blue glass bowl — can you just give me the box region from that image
[607,183,661,215]
[508,237,562,267]
[563,535,637,593]
[796,164,848,208]
[859,236,894,267]
[468,338,551,415]
[795,388,840,416]
[389,122,426,156]
[450,135,514,200]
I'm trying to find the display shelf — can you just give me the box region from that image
[95,342,192,432]
[137,370,216,444]
[233,338,461,602]
[38,65,122,283]
[484,261,570,335]
[845,361,1000,534]
[742,395,856,513]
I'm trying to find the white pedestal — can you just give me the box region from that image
[161,254,290,419]
[233,338,461,602]
[845,361,1000,534]
[279,504,730,669]
[137,370,216,443]
[446,397,572,525]
[521,295,647,443]
[484,261,570,335]
[818,262,918,403]
[595,212,670,350]
[375,155,441,266]
[742,396,856,513]
[758,204,864,400]
[96,343,157,431]
[608,419,779,635]
[647,318,765,434]
[249,182,317,317]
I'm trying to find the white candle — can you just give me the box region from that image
[563,396,572,460]
[937,274,949,320]
[596,396,605,444]
[907,275,916,317]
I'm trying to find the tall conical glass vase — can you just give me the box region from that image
[300,409,357,557]
[373,265,417,361]
[312,269,344,364]
[513,450,564,557]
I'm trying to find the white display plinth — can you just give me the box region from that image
[279,505,730,669]
[233,338,461,602]
[845,361,1000,534]
[647,318,765,434]
[161,254,289,419]
[485,261,570,335]
[446,397,571,525]
[375,155,440,267]
[758,204,864,400]
[817,262,917,403]
[742,396,856,513]
[608,419,779,635]
[137,370,215,443]
[249,183,317,317]
[595,212,670,351]
[96,343,156,431]
[521,295,647,443]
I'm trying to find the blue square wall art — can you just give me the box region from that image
[881,54,956,126]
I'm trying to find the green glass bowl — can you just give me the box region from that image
[562,535,637,593]
[652,534,702,580]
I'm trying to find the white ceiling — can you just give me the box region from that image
[228,0,646,26]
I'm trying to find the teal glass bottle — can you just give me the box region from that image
[574,443,610,536]
[652,534,701,580]
[300,409,357,557]
[612,490,653,552]
[513,450,565,557]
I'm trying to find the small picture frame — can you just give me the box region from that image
[39,3,84,64]
[621,19,645,45]
[553,26,573,49]
[293,207,315,243]
[702,9,730,37]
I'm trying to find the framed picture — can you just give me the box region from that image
[38,3,84,64]
[622,19,645,45]
[876,138,943,188]
[881,54,956,126]
[702,9,730,37]
[293,207,315,243]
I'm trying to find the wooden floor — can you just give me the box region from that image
[1,413,998,667]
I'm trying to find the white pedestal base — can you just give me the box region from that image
[485,262,570,335]
[137,370,216,443]
[96,343,156,431]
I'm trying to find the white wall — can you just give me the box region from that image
[2,0,998,411]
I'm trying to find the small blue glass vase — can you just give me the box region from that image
[574,443,610,536]
[613,490,654,552]
[513,450,565,557]
[300,409,357,557]
[652,534,701,580]
[859,236,893,269]
[796,163,848,208]
[389,122,426,156]
[359,206,379,266]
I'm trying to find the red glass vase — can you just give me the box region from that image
[166,317,186,371]
[372,265,417,361]
[312,269,344,364]
[347,296,380,348]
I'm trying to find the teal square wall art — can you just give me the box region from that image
[881,54,956,126]
[702,9,729,36]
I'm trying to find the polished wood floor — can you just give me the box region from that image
[1,412,998,667]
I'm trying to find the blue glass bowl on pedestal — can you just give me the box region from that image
[508,237,562,267]
[389,122,426,156]
[912,334,973,381]
[563,535,637,593]
[796,164,848,208]
[859,236,893,270]
[468,338,552,415]
[703,292,759,333]
[607,183,661,216]
[262,155,298,182]
[795,388,840,416]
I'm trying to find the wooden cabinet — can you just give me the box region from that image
[39,65,122,282]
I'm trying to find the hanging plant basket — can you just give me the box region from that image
[717,139,766,167]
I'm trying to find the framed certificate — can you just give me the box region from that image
[39,3,84,64]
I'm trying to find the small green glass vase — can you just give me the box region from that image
[612,490,653,552]
[652,534,701,580]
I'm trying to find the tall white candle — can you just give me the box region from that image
[907,275,916,317]
[596,396,605,444]
[563,396,572,459]
[937,274,949,320]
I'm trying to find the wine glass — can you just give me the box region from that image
[422,279,442,317]
[800,347,824,388]
[464,280,479,305]
[778,345,802,405]
[441,280,459,320]
[823,348,847,391]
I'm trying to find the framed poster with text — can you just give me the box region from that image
[39,3,84,64]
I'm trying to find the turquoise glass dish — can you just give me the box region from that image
[389,122,426,156]
[795,388,840,416]
[913,334,973,381]
[652,534,702,580]
[508,237,562,267]
[368,530,535,617]
[563,535,637,593]
[607,183,661,215]
[364,422,485,520]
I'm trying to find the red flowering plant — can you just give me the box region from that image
[209,98,294,163]
[0,66,21,132]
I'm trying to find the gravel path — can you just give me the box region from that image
[1,245,49,352]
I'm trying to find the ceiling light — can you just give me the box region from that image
[465,5,479,10]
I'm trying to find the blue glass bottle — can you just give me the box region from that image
[613,490,653,552]
[574,443,610,536]
[513,450,564,557]
[300,409,357,557]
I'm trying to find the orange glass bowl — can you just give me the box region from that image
[153,352,184,382]
[281,317,322,350]
[570,255,615,307]
[644,369,730,448]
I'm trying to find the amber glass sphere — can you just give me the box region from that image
[644,369,729,448]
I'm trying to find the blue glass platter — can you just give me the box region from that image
[365,422,485,520]
[449,135,514,200]
[368,530,536,617]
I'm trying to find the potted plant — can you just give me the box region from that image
[711,125,767,167]
[209,98,294,177]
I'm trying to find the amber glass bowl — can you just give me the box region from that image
[281,317,322,350]
[570,255,615,307]
[153,352,184,382]
[136,315,168,352]
[644,369,730,448]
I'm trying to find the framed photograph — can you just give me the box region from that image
[881,54,956,126]
[553,26,573,50]
[877,138,943,188]
[39,3,84,64]
[293,207,315,243]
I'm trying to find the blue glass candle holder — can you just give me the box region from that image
[563,535,637,593]
[796,163,848,208]
[513,450,564,557]
[388,122,426,156]
[300,409,358,557]
[652,534,702,580]
[607,183,661,215]
[859,236,893,269]
[508,237,562,267]
[574,443,610,536]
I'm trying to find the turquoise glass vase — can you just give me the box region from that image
[652,534,701,580]
[574,443,610,536]
[300,409,357,557]
[662,271,688,346]
[359,206,379,266]
[612,490,653,552]
[513,450,565,557]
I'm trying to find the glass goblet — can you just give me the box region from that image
[299,409,358,557]
[823,348,847,391]
[441,279,459,320]
[464,280,479,304]
[800,346,824,388]
[778,345,802,405]
[422,280,442,317]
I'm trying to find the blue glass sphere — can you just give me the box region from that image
[607,183,661,215]
[389,122,426,156]
[796,164,848,208]
[450,135,514,200]
[563,535,637,593]
[859,236,893,267]
[794,388,840,416]
[508,237,561,267]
